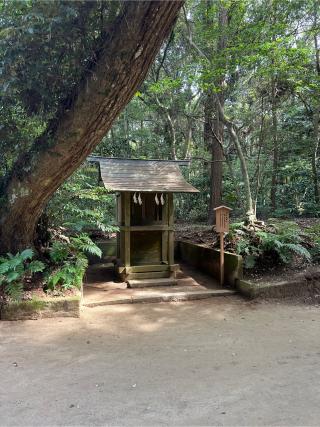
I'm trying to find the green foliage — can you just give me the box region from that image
[0,1,120,181]
[230,220,312,269]
[70,234,102,258]
[0,0,319,278]
[46,233,101,291]
[47,165,118,233]
[47,256,88,291]
[304,224,320,261]
[0,249,45,301]
[256,230,311,264]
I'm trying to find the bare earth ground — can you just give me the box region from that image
[1,297,320,426]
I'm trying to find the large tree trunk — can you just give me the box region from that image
[0,1,183,253]
[205,91,225,225]
[207,3,227,225]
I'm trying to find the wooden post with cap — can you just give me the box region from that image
[214,206,232,285]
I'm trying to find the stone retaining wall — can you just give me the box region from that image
[175,240,243,287]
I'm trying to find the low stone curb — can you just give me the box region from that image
[0,294,81,321]
[237,269,320,300]
[83,289,236,307]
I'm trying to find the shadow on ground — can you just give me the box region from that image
[1,297,320,426]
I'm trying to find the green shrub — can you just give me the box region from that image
[46,233,101,291]
[229,220,312,269]
[0,249,45,301]
[256,231,311,264]
[304,224,320,262]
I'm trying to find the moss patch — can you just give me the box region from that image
[237,269,320,301]
[0,294,81,321]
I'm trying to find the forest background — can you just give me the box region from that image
[0,0,319,300]
[1,0,319,229]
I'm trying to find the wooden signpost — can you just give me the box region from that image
[214,206,232,285]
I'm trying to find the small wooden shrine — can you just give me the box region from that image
[91,157,199,288]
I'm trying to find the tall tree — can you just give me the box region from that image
[206,2,228,224]
[0,1,183,253]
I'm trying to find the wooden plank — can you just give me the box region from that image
[116,231,120,258]
[168,231,174,266]
[126,265,169,273]
[167,193,175,266]
[124,192,130,226]
[130,230,162,265]
[168,193,174,226]
[127,271,170,280]
[120,225,173,231]
[124,192,131,267]
[127,278,177,288]
[162,230,168,263]
[124,231,130,267]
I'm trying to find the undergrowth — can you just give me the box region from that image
[227,219,316,269]
[45,233,102,292]
[0,249,45,301]
[0,233,101,302]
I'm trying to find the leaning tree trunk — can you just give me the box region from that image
[0,1,183,253]
[215,98,256,223]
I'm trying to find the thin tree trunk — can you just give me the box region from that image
[184,119,193,159]
[216,100,256,222]
[270,77,279,211]
[312,106,320,203]
[166,111,177,160]
[0,1,183,253]
[253,98,266,215]
[312,5,320,203]
[227,124,255,222]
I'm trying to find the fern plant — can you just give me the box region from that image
[296,224,320,263]
[46,233,101,291]
[230,219,312,269]
[256,231,311,264]
[47,256,88,291]
[70,234,102,258]
[0,249,45,301]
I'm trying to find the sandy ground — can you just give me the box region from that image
[1,297,320,426]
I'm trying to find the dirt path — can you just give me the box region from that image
[1,297,320,426]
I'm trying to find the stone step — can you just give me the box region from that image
[128,277,177,288]
[127,271,170,281]
[83,288,236,307]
